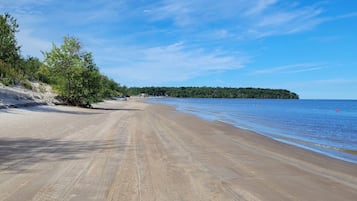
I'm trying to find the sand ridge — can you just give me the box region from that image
[0,83,57,109]
[0,100,356,201]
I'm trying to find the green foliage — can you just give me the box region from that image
[128,87,299,99]
[1,12,298,106]
[43,36,122,106]
[100,75,122,98]
[0,14,44,86]
[0,13,123,107]
[0,13,21,84]
[37,65,51,83]
[0,60,16,85]
[0,13,20,65]
[20,56,43,81]
[21,80,33,90]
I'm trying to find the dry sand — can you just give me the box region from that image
[0,100,356,201]
[0,83,57,109]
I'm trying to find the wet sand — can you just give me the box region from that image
[0,100,356,201]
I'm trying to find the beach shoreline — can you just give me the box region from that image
[148,97,357,164]
[0,100,356,200]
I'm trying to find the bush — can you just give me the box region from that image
[21,80,33,90]
[1,77,14,86]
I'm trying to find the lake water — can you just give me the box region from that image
[148,98,357,163]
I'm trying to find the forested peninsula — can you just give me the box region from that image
[128,87,299,99]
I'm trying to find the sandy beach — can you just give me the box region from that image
[0,100,356,201]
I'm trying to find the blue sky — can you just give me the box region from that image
[1,0,357,99]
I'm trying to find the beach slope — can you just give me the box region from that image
[0,100,356,201]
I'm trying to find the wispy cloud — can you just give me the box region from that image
[327,12,357,21]
[257,7,322,28]
[145,1,326,38]
[2,0,131,57]
[245,0,278,16]
[2,0,356,94]
[145,1,357,40]
[251,63,326,75]
[248,3,326,37]
[101,42,248,86]
[308,78,357,85]
[145,1,194,26]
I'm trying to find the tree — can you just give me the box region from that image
[127,87,299,99]
[43,37,84,104]
[20,56,43,80]
[43,36,123,106]
[0,13,20,65]
[0,13,123,104]
[43,37,82,95]
[80,52,102,105]
[0,13,21,83]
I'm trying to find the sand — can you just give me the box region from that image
[0,100,356,201]
[0,83,57,109]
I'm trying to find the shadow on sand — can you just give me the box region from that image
[0,105,102,115]
[0,137,129,173]
[25,106,104,115]
[0,105,142,115]
[91,107,142,111]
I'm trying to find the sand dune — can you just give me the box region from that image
[0,83,57,109]
[0,100,356,201]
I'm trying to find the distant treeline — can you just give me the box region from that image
[0,13,124,107]
[128,87,299,99]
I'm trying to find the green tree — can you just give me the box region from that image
[43,36,123,106]
[37,64,51,83]
[0,13,123,104]
[127,87,299,99]
[43,37,82,95]
[80,52,102,105]
[0,13,21,84]
[0,13,20,65]
[100,75,121,98]
[43,37,84,104]
[20,56,43,80]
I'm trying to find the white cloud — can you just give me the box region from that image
[101,43,248,85]
[144,0,327,39]
[144,1,355,39]
[251,63,325,75]
[245,0,278,16]
[309,79,357,85]
[3,0,356,91]
[145,0,251,26]
[335,12,357,19]
[250,3,325,37]
[212,29,236,39]
[0,0,53,7]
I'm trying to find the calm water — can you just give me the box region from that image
[148,98,357,163]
